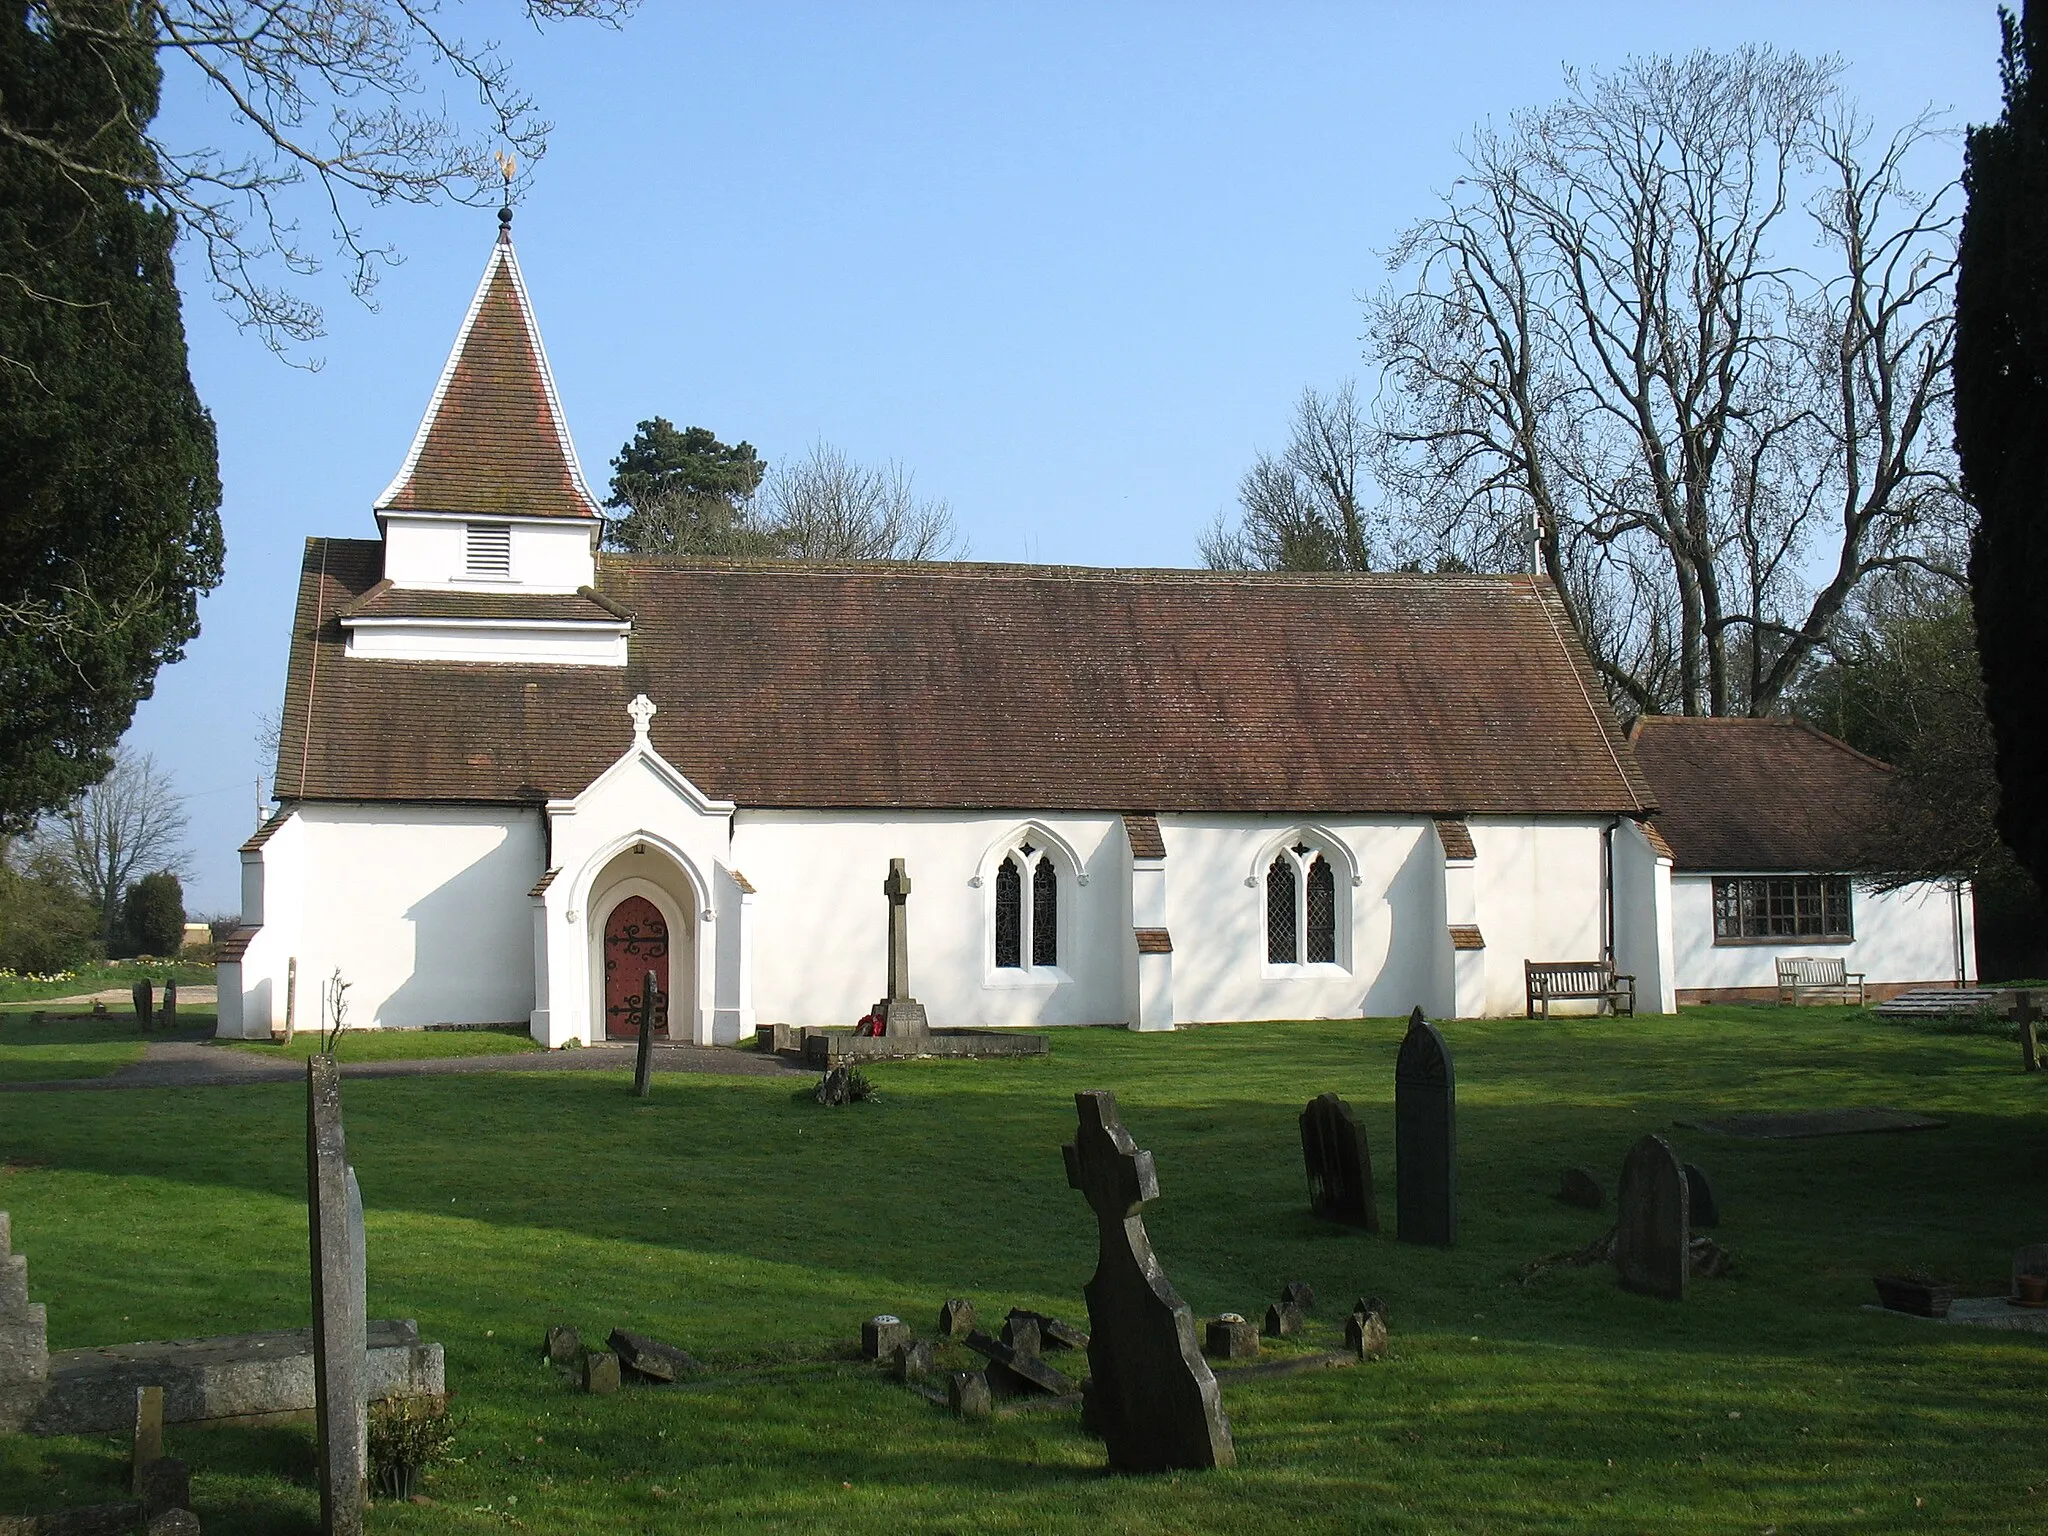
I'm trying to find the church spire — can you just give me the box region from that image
[373,197,602,522]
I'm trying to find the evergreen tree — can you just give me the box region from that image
[604,418,772,556]
[119,869,184,958]
[0,4,224,832]
[1956,3,2048,896]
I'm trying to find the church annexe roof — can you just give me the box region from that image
[373,228,603,522]
[276,541,1658,818]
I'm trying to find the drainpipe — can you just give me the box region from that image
[1952,878,1968,989]
[1603,818,1619,963]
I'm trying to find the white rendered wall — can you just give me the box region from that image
[227,804,541,1034]
[1468,818,1607,1016]
[1672,875,1972,992]
[382,513,596,592]
[1611,820,1678,1013]
[733,811,1129,1029]
[1152,817,1444,1023]
[219,813,308,1038]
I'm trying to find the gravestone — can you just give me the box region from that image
[938,1299,977,1337]
[131,1385,164,1493]
[139,1457,190,1521]
[948,1370,992,1419]
[1614,1134,1689,1301]
[306,1055,367,1535]
[1299,1092,1379,1229]
[1557,1167,1603,1209]
[861,1316,910,1361]
[872,859,930,1037]
[1262,1301,1304,1338]
[890,1340,934,1382]
[1279,1280,1315,1311]
[2019,992,2039,1073]
[1063,1089,1234,1471]
[0,1211,49,1393]
[160,983,177,1029]
[132,981,153,1031]
[1682,1163,1719,1228]
[582,1351,619,1394]
[1346,1298,1389,1361]
[1395,1008,1458,1247]
[1203,1315,1257,1360]
[543,1326,581,1368]
[608,1328,699,1382]
[633,970,659,1099]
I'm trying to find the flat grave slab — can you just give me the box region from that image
[1864,1297,2048,1333]
[1674,1107,1946,1139]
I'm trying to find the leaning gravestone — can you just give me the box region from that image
[1395,1008,1457,1247]
[632,970,659,1099]
[1063,1090,1233,1471]
[307,1055,367,1535]
[1615,1134,1689,1301]
[1300,1092,1379,1230]
[1682,1163,1719,1228]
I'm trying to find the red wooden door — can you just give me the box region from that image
[602,896,669,1040]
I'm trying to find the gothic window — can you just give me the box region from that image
[992,837,1062,974]
[995,856,1022,968]
[1267,838,1345,967]
[1032,855,1059,966]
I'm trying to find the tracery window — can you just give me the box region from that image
[1267,839,1343,967]
[993,839,1060,972]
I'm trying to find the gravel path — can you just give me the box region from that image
[0,1033,804,1093]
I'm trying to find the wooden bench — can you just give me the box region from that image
[1524,960,1635,1018]
[1775,956,1866,1007]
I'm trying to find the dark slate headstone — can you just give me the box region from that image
[948,1370,992,1418]
[1557,1167,1603,1209]
[1682,1163,1719,1228]
[306,1055,367,1535]
[132,981,153,1031]
[938,1298,977,1337]
[1262,1301,1304,1338]
[1279,1280,1316,1312]
[1064,1089,1235,1471]
[1615,1134,1689,1300]
[1299,1092,1379,1230]
[1395,1008,1457,1247]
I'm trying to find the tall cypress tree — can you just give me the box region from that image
[0,3,224,831]
[1956,3,2048,896]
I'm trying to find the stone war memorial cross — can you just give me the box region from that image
[1063,1089,1234,1472]
[308,1054,369,1535]
[873,857,929,1037]
[1395,1007,1458,1247]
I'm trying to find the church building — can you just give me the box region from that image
[217,217,1681,1045]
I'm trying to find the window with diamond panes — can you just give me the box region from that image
[994,856,1022,967]
[1305,854,1336,963]
[1032,854,1058,966]
[1710,875,1853,942]
[1266,855,1297,964]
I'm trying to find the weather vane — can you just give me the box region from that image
[493,150,517,235]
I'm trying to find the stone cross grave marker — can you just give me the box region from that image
[1063,1089,1234,1472]
[633,969,660,1098]
[307,1055,368,1535]
[1615,1133,1689,1301]
[874,857,929,1036]
[1395,1008,1458,1246]
[1299,1091,1378,1229]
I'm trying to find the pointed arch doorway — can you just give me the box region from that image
[601,895,669,1040]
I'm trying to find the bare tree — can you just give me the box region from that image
[763,443,965,562]
[37,748,190,944]
[1202,383,1377,571]
[1366,48,1968,716]
[6,2,636,351]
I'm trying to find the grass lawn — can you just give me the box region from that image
[0,960,213,1005]
[0,1011,170,1083]
[1,1005,2043,1532]
[223,1028,542,1063]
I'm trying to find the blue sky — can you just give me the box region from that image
[135,1,2007,914]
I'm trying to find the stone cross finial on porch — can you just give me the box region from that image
[872,857,929,1037]
[627,694,657,743]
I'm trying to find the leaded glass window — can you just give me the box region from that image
[1710,875,1853,942]
[1032,854,1058,966]
[995,856,1022,968]
[1267,856,1297,964]
[1305,855,1336,963]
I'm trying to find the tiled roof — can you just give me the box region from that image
[239,809,291,853]
[374,231,603,521]
[1134,928,1174,954]
[339,580,630,625]
[217,925,260,962]
[1626,716,1891,872]
[1124,813,1167,860]
[275,541,1658,816]
[1449,924,1486,951]
[1434,818,1476,861]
